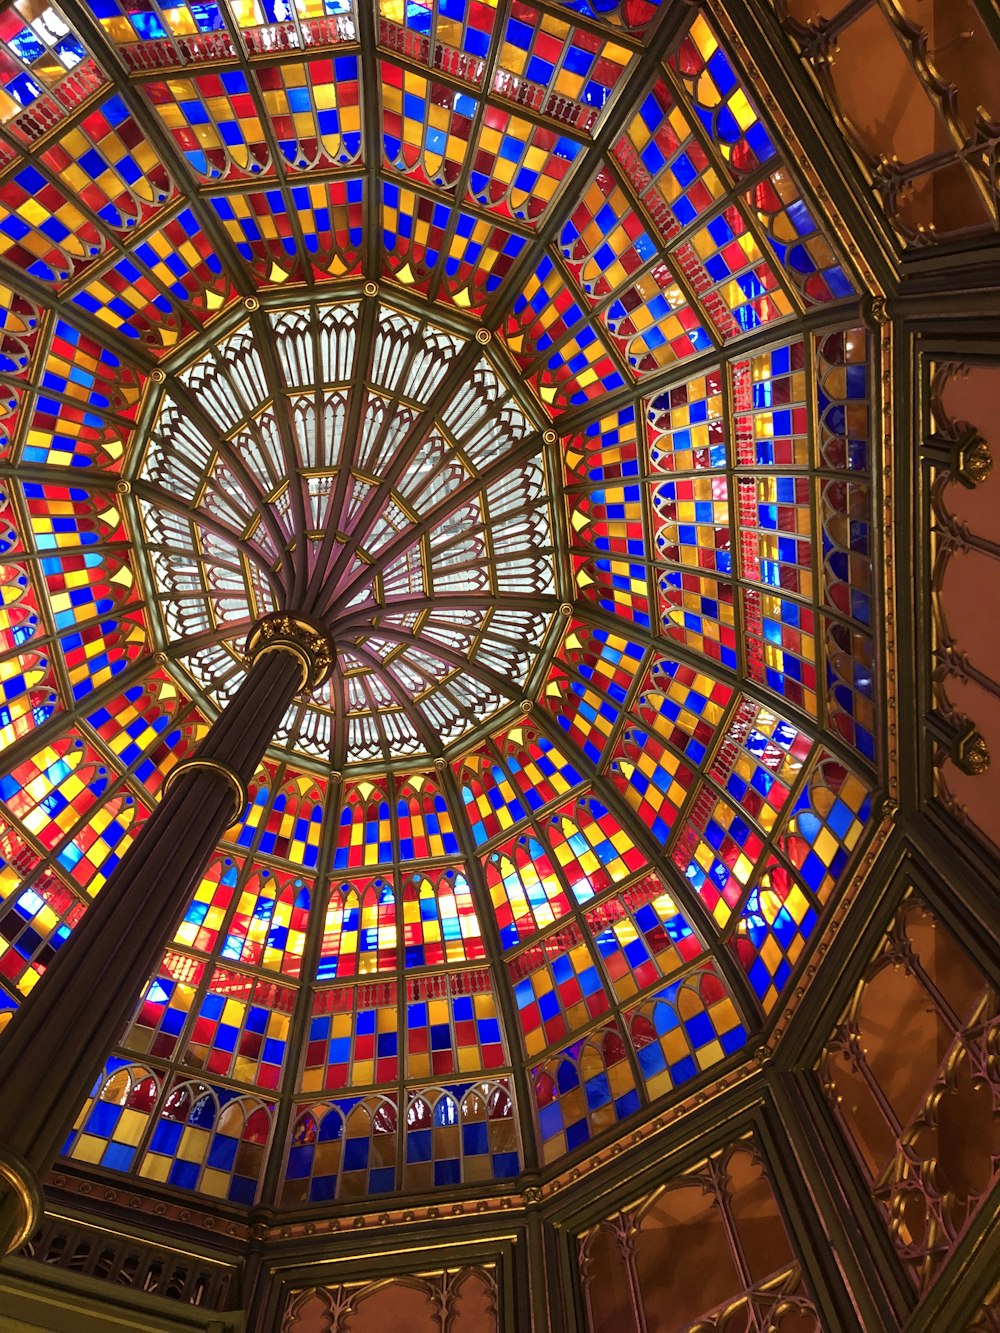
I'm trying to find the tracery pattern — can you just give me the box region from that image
[819,897,999,1295]
[579,1136,822,1332]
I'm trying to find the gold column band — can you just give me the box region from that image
[0,1145,43,1254]
[245,613,336,691]
[161,758,249,821]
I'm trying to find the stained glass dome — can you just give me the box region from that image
[0,0,879,1212]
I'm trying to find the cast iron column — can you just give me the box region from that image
[0,612,335,1254]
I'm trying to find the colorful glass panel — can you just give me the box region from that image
[744,167,853,305]
[0,735,147,894]
[0,286,40,376]
[613,77,724,241]
[509,922,610,1056]
[394,773,459,860]
[439,209,526,310]
[676,206,793,338]
[39,95,175,232]
[707,697,811,833]
[459,726,581,845]
[737,474,813,596]
[258,57,361,170]
[586,874,702,1002]
[125,950,204,1060]
[283,1094,397,1204]
[605,266,712,374]
[138,1078,272,1204]
[671,14,777,178]
[0,561,57,751]
[546,795,647,903]
[211,179,364,284]
[302,982,398,1091]
[647,366,726,472]
[0,4,99,132]
[733,856,818,1012]
[25,320,142,468]
[658,569,737,670]
[627,961,746,1098]
[731,340,809,467]
[174,856,240,955]
[405,970,506,1078]
[401,868,484,966]
[404,1080,519,1188]
[316,877,397,979]
[332,782,392,869]
[470,108,579,222]
[494,5,634,132]
[815,326,869,472]
[180,968,294,1089]
[776,753,871,902]
[533,1022,638,1162]
[651,473,731,574]
[564,405,640,485]
[670,785,766,928]
[575,551,651,628]
[382,179,450,293]
[821,477,871,627]
[485,832,573,950]
[85,673,196,793]
[0,820,85,995]
[64,1059,160,1174]
[0,166,107,285]
[220,868,312,976]
[144,71,271,180]
[610,721,694,848]
[91,0,233,54]
[382,64,477,188]
[742,586,818,715]
[256,773,324,867]
[825,619,875,763]
[379,0,498,88]
[560,167,657,299]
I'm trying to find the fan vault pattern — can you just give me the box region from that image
[137,298,562,767]
[0,0,879,1210]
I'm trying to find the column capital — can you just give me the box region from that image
[245,612,337,691]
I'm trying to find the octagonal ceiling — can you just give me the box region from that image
[0,0,879,1212]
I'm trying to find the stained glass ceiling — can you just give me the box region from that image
[0,0,879,1212]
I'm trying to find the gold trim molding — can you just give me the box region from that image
[162,758,249,821]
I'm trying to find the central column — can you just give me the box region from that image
[0,612,335,1254]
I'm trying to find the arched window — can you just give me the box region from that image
[486,834,571,949]
[65,1060,161,1174]
[402,868,483,967]
[139,1078,273,1206]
